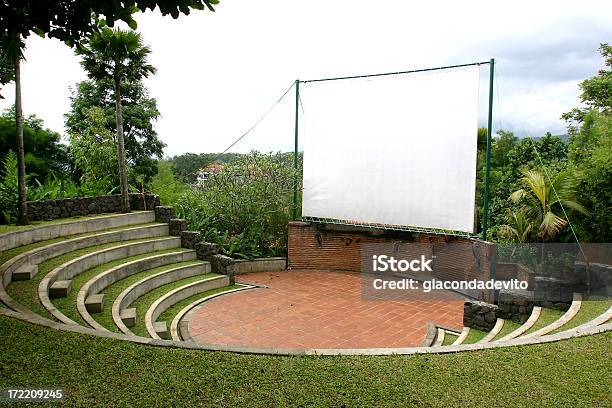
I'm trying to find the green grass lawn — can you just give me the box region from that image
[441,332,458,346]
[92,260,203,332]
[523,307,565,336]
[0,315,610,407]
[462,327,488,344]
[493,319,522,340]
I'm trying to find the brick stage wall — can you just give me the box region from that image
[288,221,496,302]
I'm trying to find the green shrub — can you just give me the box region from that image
[151,160,187,206]
[0,150,19,224]
[175,151,300,258]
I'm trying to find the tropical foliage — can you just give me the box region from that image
[68,107,120,195]
[65,80,165,184]
[76,27,157,212]
[508,169,588,242]
[172,152,299,258]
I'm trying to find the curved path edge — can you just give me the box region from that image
[1,306,610,356]
[173,284,258,341]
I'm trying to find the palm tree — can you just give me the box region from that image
[499,208,532,243]
[77,28,156,212]
[1,31,27,224]
[509,169,588,242]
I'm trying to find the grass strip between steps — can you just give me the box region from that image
[52,248,192,327]
[442,333,458,346]
[156,284,242,327]
[1,238,65,266]
[549,299,612,334]
[6,237,172,321]
[462,328,488,344]
[91,260,204,332]
[492,319,521,341]
[523,307,565,336]
[130,274,222,337]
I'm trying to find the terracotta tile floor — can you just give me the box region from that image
[188,270,464,349]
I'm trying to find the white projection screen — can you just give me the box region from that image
[300,66,481,233]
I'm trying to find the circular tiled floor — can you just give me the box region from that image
[188,270,464,349]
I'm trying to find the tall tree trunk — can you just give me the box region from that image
[114,76,130,213]
[15,53,28,225]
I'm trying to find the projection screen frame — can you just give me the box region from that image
[293,59,495,240]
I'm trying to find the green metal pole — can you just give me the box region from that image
[482,58,495,241]
[292,79,300,220]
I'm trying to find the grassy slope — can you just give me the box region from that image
[0,315,610,407]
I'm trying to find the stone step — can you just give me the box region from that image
[145,275,230,339]
[154,321,169,339]
[85,294,105,314]
[12,264,38,281]
[120,308,137,328]
[49,280,72,298]
[112,261,210,335]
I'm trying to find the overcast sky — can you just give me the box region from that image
[1,0,610,156]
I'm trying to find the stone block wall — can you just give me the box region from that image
[465,289,537,331]
[26,194,160,221]
[463,301,499,331]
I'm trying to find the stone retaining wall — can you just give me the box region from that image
[26,194,160,221]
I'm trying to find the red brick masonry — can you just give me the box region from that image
[288,221,496,302]
[188,270,464,349]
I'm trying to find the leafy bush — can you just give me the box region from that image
[0,150,19,224]
[151,160,188,206]
[68,107,120,196]
[175,151,300,259]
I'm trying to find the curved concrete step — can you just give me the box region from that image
[0,211,155,252]
[77,250,197,331]
[39,237,180,325]
[2,223,168,289]
[555,305,612,335]
[523,293,582,339]
[0,224,168,316]
[2,303,611,356]
[496,306,542,342]
[172,285,256,341]
[452,327,470,345]
[145,275,230,339]
[112,262,210,334]
[433,328,445,347]
[477,318,505,343]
